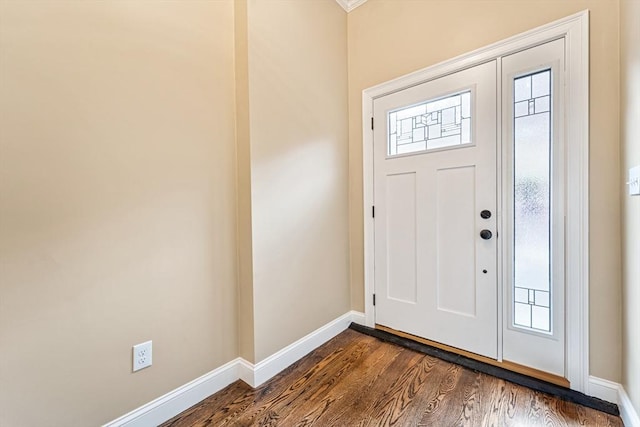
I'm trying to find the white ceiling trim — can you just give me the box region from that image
[335,0,368,13]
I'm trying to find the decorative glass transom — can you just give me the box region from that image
[388,90,471,156]
[512,69,552,332]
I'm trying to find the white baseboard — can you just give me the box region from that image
[241,310,365,387]
[104,311,365,427]
[619,386,640,427]
[588,376,640,427]
[350,310,366,325]
[103,357,240,427]
[588,376,621,404]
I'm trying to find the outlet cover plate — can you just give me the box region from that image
[629,165,640,196]
[133,340,152,372]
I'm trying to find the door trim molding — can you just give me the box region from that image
[362,10,589,392]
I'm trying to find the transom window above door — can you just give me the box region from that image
[387,90,471,156]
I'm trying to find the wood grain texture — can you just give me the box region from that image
[376,324,570,388]
[160,330,622,427]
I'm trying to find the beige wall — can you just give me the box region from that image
[0,1,238,425]
[247,0,351,361]
[347,0,621,382]
[0,0,630,424]
[620,0,640,415]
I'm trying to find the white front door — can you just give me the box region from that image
[373,60,498,359]
[366,15,589,388]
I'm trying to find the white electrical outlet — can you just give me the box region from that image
[628,165,640,196]
[133,340,152,372]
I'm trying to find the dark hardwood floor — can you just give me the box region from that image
[160,329,622,426]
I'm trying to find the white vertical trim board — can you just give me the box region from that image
[564,9,590,394]
[103,311,365,427]
[588,376,640,427]
[362,10,589,391]
[363,90,375,329]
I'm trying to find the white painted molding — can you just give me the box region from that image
[334,0,349,12]
[362,10,589,392]
[362,88,375,329]
[240,310,365,387]
[619,385,640,427]
[236,357,255,388]
[335,0,368,13]
[564,9,590,395]
[588,376,640,427]
[588,376,621,404]
[104,311,365,427]
[350,310,366,325]
[103,358,240,427]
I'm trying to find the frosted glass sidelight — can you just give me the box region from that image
[388,91,471,156]
[513,69,552,332]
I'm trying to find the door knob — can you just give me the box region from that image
[480,210,492,219]
[480,229,493,240]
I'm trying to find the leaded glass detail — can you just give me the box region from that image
[513,69,552,332]
[388,91,471,156]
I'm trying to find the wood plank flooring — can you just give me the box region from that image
[160,330,622,427]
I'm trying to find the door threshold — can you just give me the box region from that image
[348,322,619,417]
[375,324,569,388]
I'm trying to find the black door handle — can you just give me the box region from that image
[480,229,493,240]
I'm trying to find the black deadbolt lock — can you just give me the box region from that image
[480,210,492,219]
[480,229,493,240]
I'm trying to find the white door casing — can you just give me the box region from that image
[373,61,498,359]
[362,11,588,391]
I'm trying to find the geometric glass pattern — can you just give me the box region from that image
[388,90,471,156]
[512,69,552,332]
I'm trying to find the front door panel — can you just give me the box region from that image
[373,60,498,359]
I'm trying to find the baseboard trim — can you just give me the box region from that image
[102,357,240,427]
[350,310,366,325]
[588,376,621,406]
[239,310,364,387]
[104,311,366,427]
[589,376,640,427]
[619,385,640,427]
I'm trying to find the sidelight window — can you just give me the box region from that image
[512,69,552,332]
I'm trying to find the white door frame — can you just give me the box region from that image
[362,11,589,392]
